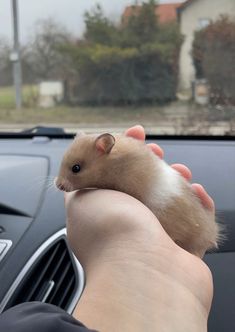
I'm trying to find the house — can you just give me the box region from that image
[178,0,235,91]
[122,3,182,25]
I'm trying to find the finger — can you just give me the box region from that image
[191,183,215,211]
[147,143,164,159]
[125,125,145,141]
[171,164,192,181]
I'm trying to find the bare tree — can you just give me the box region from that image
[0,37,12,86]
[27,18,74,81]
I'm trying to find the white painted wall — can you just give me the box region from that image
[39,81,64,108]
[178,0,235,91]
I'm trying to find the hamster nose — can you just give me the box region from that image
[59,184,66,191]
[54,177,65,191]
[57,183,66,191]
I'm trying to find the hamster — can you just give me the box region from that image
[55,132,220,257]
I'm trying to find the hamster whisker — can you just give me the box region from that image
[26,176,55,193]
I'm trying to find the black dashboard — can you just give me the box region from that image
[0,134,234,331]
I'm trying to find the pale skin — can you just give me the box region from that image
[65,125,214,332]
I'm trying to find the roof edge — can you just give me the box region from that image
[177,0,197,13]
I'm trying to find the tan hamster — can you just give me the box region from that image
[55,132,220,257]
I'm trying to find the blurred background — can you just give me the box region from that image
[0,0,234,135]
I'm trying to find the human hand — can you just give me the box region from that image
[125,125,215,212]
[65,125,214,332]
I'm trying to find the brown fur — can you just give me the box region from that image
[56,133,220,256]
[154,190,219,257]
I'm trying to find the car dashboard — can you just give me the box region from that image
[0,133,234,332]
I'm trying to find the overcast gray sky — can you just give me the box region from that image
[0,0,185,44]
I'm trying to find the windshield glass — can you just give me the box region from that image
[0,0,234,135]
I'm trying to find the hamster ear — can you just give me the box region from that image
[95,133,115,154]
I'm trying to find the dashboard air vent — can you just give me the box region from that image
[4,237,82,312]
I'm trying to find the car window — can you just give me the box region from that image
[0,0,234,135]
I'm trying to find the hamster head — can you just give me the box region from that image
[55,133,116,192]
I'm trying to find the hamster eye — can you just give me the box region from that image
[72,164,81,174]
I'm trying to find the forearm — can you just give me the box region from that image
[72,260,209,332]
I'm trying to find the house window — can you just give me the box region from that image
[198,18,211,29]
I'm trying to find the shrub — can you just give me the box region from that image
[192,16,235,105]
[61,1,182,105]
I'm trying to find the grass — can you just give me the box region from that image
[0,104,167,126]
[0,85,171,126]
[0,85,38,109]
[0,85,218,132]
[0,86,234,135]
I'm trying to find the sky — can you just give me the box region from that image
[0,0,185,44]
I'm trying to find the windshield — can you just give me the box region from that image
[0,0,234,135]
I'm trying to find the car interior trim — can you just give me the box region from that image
[0,240,13,262]
[0,228,85,314]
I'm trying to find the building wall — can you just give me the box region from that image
[178,0,235,91]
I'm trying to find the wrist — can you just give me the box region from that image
[73,248,210,332]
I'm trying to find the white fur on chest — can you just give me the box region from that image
[148,157,183,210]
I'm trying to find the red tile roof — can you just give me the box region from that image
[122,3,182,24]
[157,3,182,23]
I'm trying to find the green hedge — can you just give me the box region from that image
[62,43,179,105]
[61,1,182,105]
